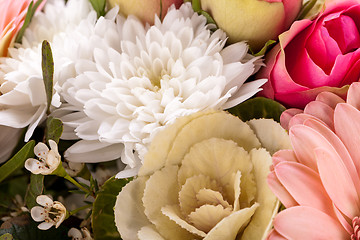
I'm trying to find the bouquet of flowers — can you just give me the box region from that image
[0,0,358,239]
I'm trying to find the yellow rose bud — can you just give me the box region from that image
[200,0,302,51]
[107,0,184,25]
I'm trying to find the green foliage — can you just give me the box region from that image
[297,0,318,20]
[253,40,276,56]
[15,0,44,43]
[0,233,13,240]
[191,0,217,28]
[45,117,63,144]
[0,215,70,240]
[0,141,35,183]
[24,174,44,210]
[92,177,132,240]
[88,0,106,18]
[41,41,54,115]
[228,97,286,122]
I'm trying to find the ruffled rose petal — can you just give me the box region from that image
[142,165,194,240]
[138,226,165,240]
[205,203,259,240]
[178,138,255,206]
[166,111,260,167]
[241,148,279,240]
[247,118,292,155]
[114,177,152,240]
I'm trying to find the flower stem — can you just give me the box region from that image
[69,204,92,216]
[64,175,90,194]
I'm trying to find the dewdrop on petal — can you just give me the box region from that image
[31,195,66,230]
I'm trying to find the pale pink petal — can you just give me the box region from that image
[266,229,287,240]
[289,124,339,171]
[315,148,360,219]
[267,170,298,208]
[272,149,298,167]
[280,108,303,130]
[288,113,319,129]
[274,206,348,240]
[334,103,360,179]
[303,118,360,196]
[315,91,345,109]
[347,82,360,110]
[304,101,335,130]
[333,203,353,235]
[274,161,335,216]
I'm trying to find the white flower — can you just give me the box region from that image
[0,0,97,141]
[68,227,93,240]
[63,160,84,177]
[31,195,66,230]
[57,3,267,177]
[25,140,61,175]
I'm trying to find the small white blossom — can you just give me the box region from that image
[25,140,61,175]
[68,227,93,240]
[31,195,66,230]
[63,160,84,177]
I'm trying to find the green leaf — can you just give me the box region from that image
[253,40,276,56]
[24,174,44,210]
[228,97,286,122]
[297,0,318,20]
[92,177,132,240]
[0,215,70,240]
[0,141,35,183]
[45,117,63,144]
[41,40,54,115]
[191,0,217,29]
[0,233,13,240]
[15,0,44,44]
[88,0,106,18]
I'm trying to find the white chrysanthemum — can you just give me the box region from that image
[0,0,121,141]
[58,3,267,177]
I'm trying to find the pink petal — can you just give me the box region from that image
[280,108,303,130]
[304,100,335,130]
[274,161,335,216]
[267,170,298,208]
[275,85,349,109]
[334,103,360,180]
[333,203,353,235]
[274,206,348,240]
[272,149,298,167]
[266,229,287,240]
[288,113,318,129]
[315,147,360,219]
[303,118,360,197]
[347,82,360,110]
[315,91,345,109]
[290,124,340,171]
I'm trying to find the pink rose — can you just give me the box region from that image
[0,0,37,57]
[258,0,360,108]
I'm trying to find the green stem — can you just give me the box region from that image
[64,175,90,194]
[69,204,92,216]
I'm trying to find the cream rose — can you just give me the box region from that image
[114,110,291,240]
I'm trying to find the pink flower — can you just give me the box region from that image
[267,82,360,239]
[0,0,33,57]
[258,0,360,108]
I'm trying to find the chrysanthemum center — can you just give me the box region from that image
[352,216,360,240]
